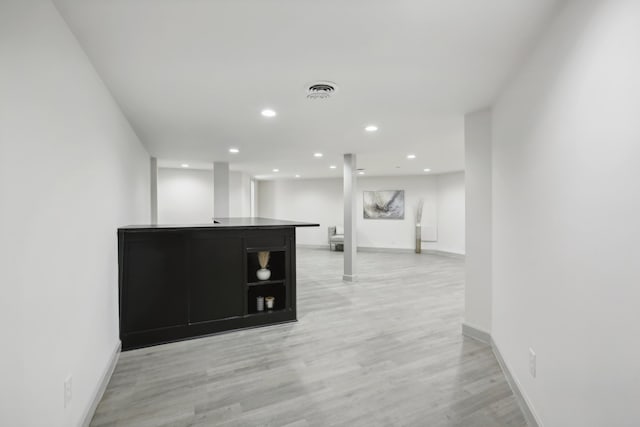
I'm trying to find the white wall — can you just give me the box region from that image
[258,173,465,253]
[435,172,466,254]
[230,171,252,217]
[157,168,251,223]
[213,162,229,218]
[0,2,150,426]
[357,176,439,250]
[464,109,493,334]
[158,167,214,224]
[259,177,343,246]
[492,1,640,425]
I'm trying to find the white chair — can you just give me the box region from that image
[328,226,344,251]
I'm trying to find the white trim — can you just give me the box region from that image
[358,246,414,254]
[461,323,491,344]
[461,325,541,427]
[80,341,121,427]
[491,339,543,427]
[422,249,465,259]
[296,244,465,259]
[295,244,328,250]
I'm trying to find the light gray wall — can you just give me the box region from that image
[492,1,640,425]
[434,172,466,254]
[156,168,251,224]
[464,109,493,334]
[150,157,158,224]
[258,173,465,253]
[230,171,251,217]
[259,177,343,245]
[213,161,229,218]
[356,175,439,249]
[158,167,214,224]
[0,1,150,426]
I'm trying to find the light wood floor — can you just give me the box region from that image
[91,248,526,427]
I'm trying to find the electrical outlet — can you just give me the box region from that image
[529,348,537,378]
[64,376,72,408]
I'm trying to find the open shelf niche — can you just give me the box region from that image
[247,284,286,314]
[246,249,287,314]
[246,250,286,284]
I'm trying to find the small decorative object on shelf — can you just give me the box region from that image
[256,296,264,312]
[265,296,275,310]
[256,251,271,280]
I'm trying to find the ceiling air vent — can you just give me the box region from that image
[306,81,338,99]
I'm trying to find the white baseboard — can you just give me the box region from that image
[491,340,543,427]
[461,324,541,427]
[461,322,491,344]
[296,244,465,259]
[422,249,466,259]
[357,246,414,253]
[296,244,413,253]
[295,244,328,250]
[80,341,121,427]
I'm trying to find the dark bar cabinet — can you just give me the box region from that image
[117,218,318,350]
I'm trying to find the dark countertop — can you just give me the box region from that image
[119,217,319,231]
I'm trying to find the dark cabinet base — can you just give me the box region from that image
[117,219,317,351]
[121,309,296,351]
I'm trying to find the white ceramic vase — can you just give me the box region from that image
[265,296,275,309]
[257,268,271,281]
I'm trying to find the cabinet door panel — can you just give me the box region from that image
[189,233,243,322]
[123,232,187,333]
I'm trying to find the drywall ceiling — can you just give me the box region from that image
[53,0,559,179]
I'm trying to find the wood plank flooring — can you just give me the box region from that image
[91,248,526,427]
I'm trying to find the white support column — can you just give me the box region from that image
[343,153,357,282]
[464,108,493,336]
[150,156,158,224]
[213,161,230,218]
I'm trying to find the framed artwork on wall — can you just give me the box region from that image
[363,190,405,219]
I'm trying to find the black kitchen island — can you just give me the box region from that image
[118,218,318,350]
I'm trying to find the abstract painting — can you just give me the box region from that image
[363,190,405,219]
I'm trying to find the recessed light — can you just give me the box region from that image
[365,125,378,132]
[314,153,323,158]
[358,171,365,175]
[407,154,416,159]
[273,168,279,172]
[261,109,277,117]
[329,165,337,169]
[295,174,301,178]
[424,168,431,172]
[229,148,239,153]
[181,163,189,168]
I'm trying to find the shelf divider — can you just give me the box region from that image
[247,279,286,287]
